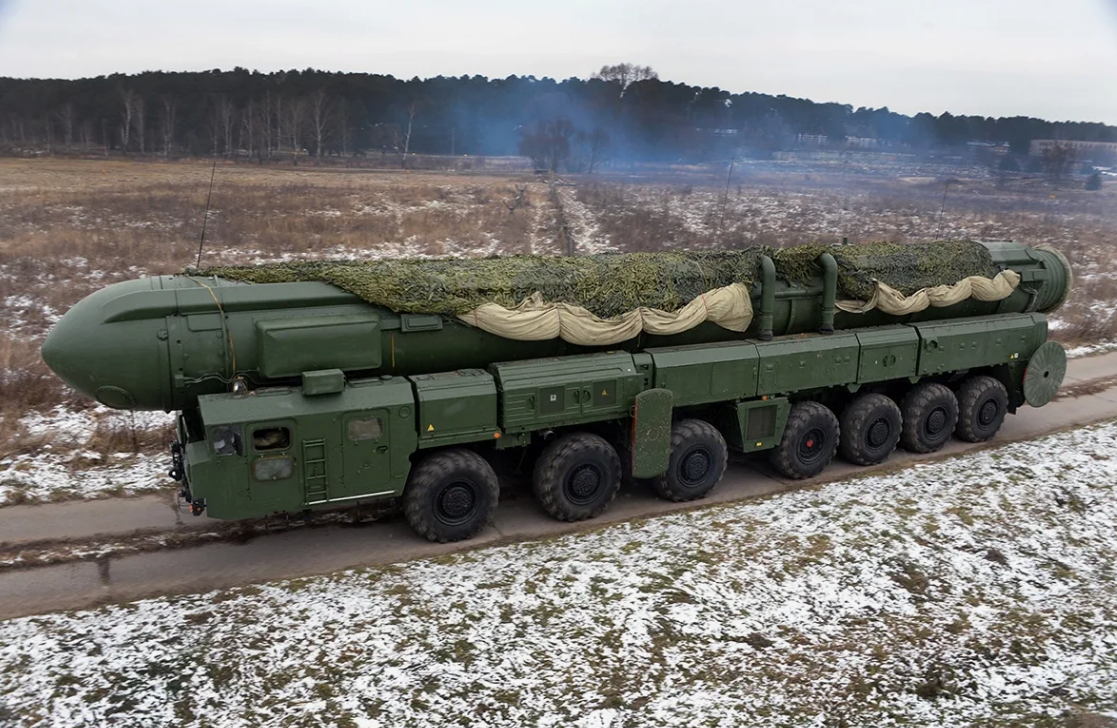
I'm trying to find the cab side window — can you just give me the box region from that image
[347,417,383,442]
[253,426,291,451]
[212,425,243,456]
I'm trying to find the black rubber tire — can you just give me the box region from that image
[649,419,729,502]
[769,401,840,479]
[403,449,499,543]
[839,393,902,466]
[899,383,959,453]
[955,375,1009,443]
[533,432,622,521]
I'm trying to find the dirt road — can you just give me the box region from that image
[2,353,1116,620]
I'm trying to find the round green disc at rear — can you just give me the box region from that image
[1023,340,1067,407]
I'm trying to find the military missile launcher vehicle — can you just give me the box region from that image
[42,240,1072,542]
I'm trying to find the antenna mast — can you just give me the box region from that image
[195,158,218,269]
[715,155,736,240]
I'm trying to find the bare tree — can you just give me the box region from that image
[592,63,658,95]
[210,96,235,157]
[79,119,94,151]
[519,119,577,171]
[574,126,612,173]
[119,87,136,153]
[241,99,256,159]
[133,96,146,154]
[285,97,307,155]
[258,92,275,158]
[308,89,333,160]
[403,100,422,156]
[274,95,284,154]
[334,97,353,157]
[2,113,25,145]
[53,102,75,152]
[370,123,401,154]
[1042,143,1077,188]
[159,95,176,158]
[41,115,53,154]
[207,102,221,156]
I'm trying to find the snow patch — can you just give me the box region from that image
[2,422,1117,726]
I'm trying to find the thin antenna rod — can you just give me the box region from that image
[195,158,218,269]
[715,155,736,240]
[934,180,951,241]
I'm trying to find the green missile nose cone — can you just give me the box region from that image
[42,278,172,411]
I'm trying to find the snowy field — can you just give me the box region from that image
[0,407,174,506]
[2,421,1117,727]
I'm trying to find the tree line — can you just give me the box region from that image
[1,64,1114,167]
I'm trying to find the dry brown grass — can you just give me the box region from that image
[0,333,76,412]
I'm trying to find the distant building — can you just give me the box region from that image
[1030,139,1117,157]
[845,136,883,149]
[795,134,829,146]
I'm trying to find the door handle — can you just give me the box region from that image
[377,446,388,453]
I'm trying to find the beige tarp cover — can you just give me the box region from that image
[458,271,1021,345]
[836,270,1021,315]
[460,282,754,346]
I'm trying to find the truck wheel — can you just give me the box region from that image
[955,375,1008,443]
[839,393,902,466]
[899,383,958,453]
[403,449,499,543]
[770,401,839,479]
[533,432,621,521]
[650,419,728,502]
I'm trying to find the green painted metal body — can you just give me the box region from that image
[411,369,498,449]
[191,376,417,518]
[717,397,792,453]
[631,389,674,479]
[40,241,1071,521]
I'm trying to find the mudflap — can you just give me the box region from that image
[631,388,673,479]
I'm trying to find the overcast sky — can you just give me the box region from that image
[1,0,1116,124]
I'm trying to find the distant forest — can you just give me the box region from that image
[1,64,1115,168]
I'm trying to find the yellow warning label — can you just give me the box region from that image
[601,389,608,396]
[426,424,435,432]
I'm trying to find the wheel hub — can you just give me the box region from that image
[926,407,947,435]
[867,419,890,448]
[979,400,999,426]
[680,448,711,484]
[798,427,826,462]
[567,464,602,503]
[438,482,476,523]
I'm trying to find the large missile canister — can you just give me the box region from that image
[41,241,1072,412]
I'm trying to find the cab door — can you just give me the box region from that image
[338,409,394,501]
[245,418,300,510]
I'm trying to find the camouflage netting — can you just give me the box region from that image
[770,241,995,301]
[190,241,996,317]
[192,250,767,318]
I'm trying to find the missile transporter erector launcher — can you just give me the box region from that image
[42,241,1072,542]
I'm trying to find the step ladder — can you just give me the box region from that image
[302,438,329,504]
